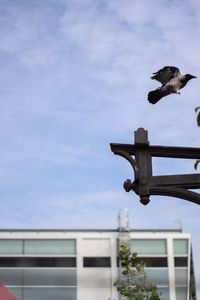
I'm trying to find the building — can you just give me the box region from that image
[0,228,196,300]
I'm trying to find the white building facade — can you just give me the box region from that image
[0,228,196,300]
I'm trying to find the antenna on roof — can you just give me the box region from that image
[174,218,182,230]
[118,208,130,232]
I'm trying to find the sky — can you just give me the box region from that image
[0,0,200,297]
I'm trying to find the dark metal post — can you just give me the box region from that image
[134,128,152,205]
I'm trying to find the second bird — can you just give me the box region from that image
[148,66,196,104]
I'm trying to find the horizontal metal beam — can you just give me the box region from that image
[110,143,200,159]
[150,174,200,189]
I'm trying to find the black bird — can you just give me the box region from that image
[148,66,196,104]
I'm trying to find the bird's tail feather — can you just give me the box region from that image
[148,88,168,104]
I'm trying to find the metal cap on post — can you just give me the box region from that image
[134,127,149,146]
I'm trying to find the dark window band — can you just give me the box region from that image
[134,257,168,267]
[117,257,168,268]
[0,257,76,268]
[174,257,188,267]
[83,257,111,267]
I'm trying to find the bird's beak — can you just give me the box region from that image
[191,75,197,79]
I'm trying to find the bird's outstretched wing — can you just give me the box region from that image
[148,87,172,104]
[151,66,180,84]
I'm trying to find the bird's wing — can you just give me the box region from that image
[151,66,180,84]
[148,87,171,104]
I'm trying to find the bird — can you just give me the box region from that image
[148,66,196,104]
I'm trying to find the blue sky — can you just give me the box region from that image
[1,0,200,296]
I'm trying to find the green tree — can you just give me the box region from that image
[114,243,161,300]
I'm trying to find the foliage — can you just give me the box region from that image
[114,243,161,300]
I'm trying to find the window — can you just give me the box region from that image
[158,288,169,300]
[24,269,76,286]
[0,240,23,255]
[0,269,76,286]
[83,257,111,267]
[117,257,168,268]
[0,269,22,285]
[175,269,188,285]
[145,269,169,285]
[176,287,187,300]
[0,257,76,267]
[134,257,168,267]
[8,288,22,300]
[130,239,167,255]
[24,239,76,255]
[10,287,76,300]
[0,239,76,255]
[174,257,188,267]
[0,237,77,300]
[173,239,188,255]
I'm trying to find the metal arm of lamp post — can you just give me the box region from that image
[110,128,200,205]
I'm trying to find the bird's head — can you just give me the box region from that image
[185,74,197,81]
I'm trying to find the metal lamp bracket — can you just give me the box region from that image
[110,128,200,205]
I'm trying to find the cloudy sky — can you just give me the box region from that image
[1,0,200,296]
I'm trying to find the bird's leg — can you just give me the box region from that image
[173,91,181,95]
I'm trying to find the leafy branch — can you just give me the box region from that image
[114,243,161,300]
